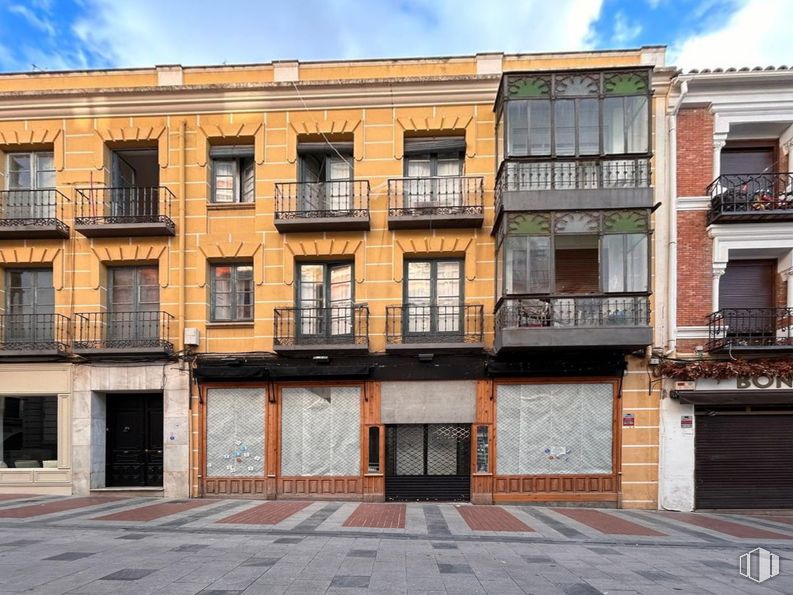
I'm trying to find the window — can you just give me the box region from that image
[403,136,466,208]
[504,236,551,294]
[210,146,255,204]
[404,260,463,334]
[603,96,648,155]
[297,262,353,336]
[0,395,58,469]
[210,264,254,322]
[108,266,160,343]
[602,234,648,293]
[205,388,264,477]
[280,386,360,476]
[367,427,380,473]
[110,149,160,218]
[6,151,55,219]
[554,98,599,156]
[5,269,54,343]
[299,146,353,212]
[507,100,551,156]
[495,383,613,475]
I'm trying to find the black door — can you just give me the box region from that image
[106,394,163,487]
[385,424,470,502]
[695,413,793,509]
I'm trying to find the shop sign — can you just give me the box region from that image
[695,377,793,391]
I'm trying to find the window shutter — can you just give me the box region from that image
[403,136,466,155]
[209,145,255,158]
[297,142,354,154]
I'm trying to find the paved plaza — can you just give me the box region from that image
[0,494,791,594]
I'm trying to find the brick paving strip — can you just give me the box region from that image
[0,494,33,501]
[0,497,124,519]
[664,512,792,539]
[93,499,214,522]
[216,500,311,525]
[554,508,666,536]
[343,503,406,528]
[457,505,534,532]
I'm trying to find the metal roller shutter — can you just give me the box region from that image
[695,413,793,509]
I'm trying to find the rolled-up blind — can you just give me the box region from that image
[403,136,466,155]
[209,145,255,158]
[297,142,354,154]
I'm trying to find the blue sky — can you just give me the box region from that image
[0,0,789,73]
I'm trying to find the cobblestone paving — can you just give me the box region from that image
[0,495,791,593]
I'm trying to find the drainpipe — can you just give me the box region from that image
[666,78,688,355]
[179,119,187,350]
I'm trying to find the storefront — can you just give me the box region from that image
[662,376,793,510]
[0,363,72,495]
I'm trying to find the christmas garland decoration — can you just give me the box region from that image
[658,358,793,380]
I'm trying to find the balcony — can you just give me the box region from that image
[494,157,652,218]
[387,176,484,229]
[706,308,793,353]
[273,305,369,354]
[0,190,70,239]
[274,180,370,232]
[74,187,175,237]
[0,314,70,358]
[73,311,174,356]
[494,294,651,353]
[385,304,484,352]
[708,173,793,224]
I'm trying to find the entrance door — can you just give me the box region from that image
[106,393,163,487]
[108,266,159,346]
[695,412,793,508]
[385,424,470,502]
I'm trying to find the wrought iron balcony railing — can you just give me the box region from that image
[706,307,793,352]
[387,176,484,217]
[74,311,173,353]
[385,304,484,346]
[274,180,369,221]
[707,173,793,223]
[74,186,175,235]
[0,313,70,354]
[495,294,650,330]
[495,156,651,211]
[273,304,368,349]
[0,189,70,237]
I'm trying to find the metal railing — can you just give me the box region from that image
[495,294,650,329]
[706,307,793,351]
[274,180,369,220]
[274,304,369,347]
[495,156,651,210]
[0,189,69,232]
[388,176,484,217]
[707,173,793,221]
[385,304,484,345]
[74,311,173,351]
[75,186,174,227]
[0,313,70,353]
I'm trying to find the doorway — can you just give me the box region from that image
[106,393,163,487]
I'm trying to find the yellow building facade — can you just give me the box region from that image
[0,48,670,508]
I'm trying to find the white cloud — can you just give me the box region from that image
[673,0,793,69]
[612,12,642,45]
[68,0,604,68]
[8,3,55,36]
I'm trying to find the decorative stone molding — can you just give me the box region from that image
[94,125,169,169]
[0,247,64,290]
[394,113,476,159]
[196,121,265,166]
[197,239,264,287]
[283,239,364,284]
[394,237,475,282]
[90,244,169,289]
[0,125,65,171]
[286,115,362,163]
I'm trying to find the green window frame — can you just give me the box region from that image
[210,264,254,322]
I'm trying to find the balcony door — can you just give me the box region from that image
[5,152,55,219]
[719,259,776,337]
[403,137,464,209]
[297,263,353,340]
[298,149,353,213]
[110,149,159,219]
[108,266,159,345]
[5,269,54,344]
[404,260,462,337]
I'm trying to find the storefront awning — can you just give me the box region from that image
[672,390,793,405]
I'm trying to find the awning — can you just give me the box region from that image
[672,390,793,406]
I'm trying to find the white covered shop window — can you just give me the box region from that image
[205,388,265,477]
[281,386,360,476]
[495,383,613,475]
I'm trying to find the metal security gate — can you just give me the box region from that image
[385,424,470,502]
[695,412,793,509]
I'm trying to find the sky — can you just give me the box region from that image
[0,0,790,73]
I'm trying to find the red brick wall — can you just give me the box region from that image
[677,107,714,196]
[676,210,712,327]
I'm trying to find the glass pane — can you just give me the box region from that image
[625,96,648,153]
[0,396,58,468]
[507,100,529,156]
[602,234,625,292]
[137,267,159,286]
[205,388,265,477]
[554,100,575,156]
[505,236,551,294]
[36,152,54,172]
[436,261,461,279]
[407,159,431,178]
[578,99,599,155]
[407,261,431,280]
[241,159,255,203]
[8,154,31,190]
[214,160,234,176]
[407,279,431,302]
[436,279,459,299]
[603,97,625,155]
[528,100,552,156]
[328,157,351,181]
[367,426,380,473]
[436,158,462,177]
[111,268,134,287]
[625,234,648,292]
